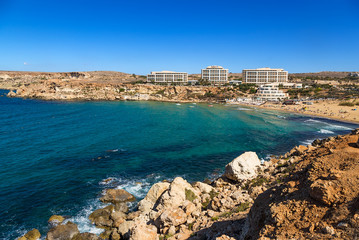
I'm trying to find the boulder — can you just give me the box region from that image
[114,202,129,213]
[138,182,170,213]
[193,182,214,194]
[46,222,79,240]
[100,188,135,204]
[224,152,261,181]
[309,179,338,205]
[88,205,113,228]
[157,177,200,210]
[159,208,187,227]
[129,222,158,240]
[18,229,41,240]
[289,145,308,156]
[48,215,65,227]
[71,233,100,240]
[118,221,135,237]
[110,210,126,228]
[7,90,16,97]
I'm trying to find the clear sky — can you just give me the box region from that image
[0,0,358,74]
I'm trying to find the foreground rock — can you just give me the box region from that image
[71,233,100,240]
[20,130,359,240]
[224,151,261,181]
[100,188,136,204]
[242,129,359,239]
[48,215,65,227]
[18,229,41,240]
[7,90,16,97]
[46,222,79,240]
[138,182,170,213]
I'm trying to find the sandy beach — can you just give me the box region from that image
[258,100,359,124]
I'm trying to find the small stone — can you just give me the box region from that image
[100,189,135,204]
[48,215,65,227]
[46,221,79,240]
[18,229,41,240]
[168,226,176,236]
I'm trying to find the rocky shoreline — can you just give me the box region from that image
[18,130,359,240]
[4,80,240,103]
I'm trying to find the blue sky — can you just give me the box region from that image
[0,0,358,74]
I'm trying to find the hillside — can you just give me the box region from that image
[17,129,359,240]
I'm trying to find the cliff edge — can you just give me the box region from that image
[18,130,359,240]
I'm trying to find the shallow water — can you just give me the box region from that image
[0,90,357,239]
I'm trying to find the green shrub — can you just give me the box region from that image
[235,201,251,212]
[188,223,194,231]
[339,101,355,106]
[185,189,197,202]
[201,198,210,209]
[209,189,218,199]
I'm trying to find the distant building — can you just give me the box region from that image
[201,66,229,85]
[256,84,288,101]
[229,80,242,85]
[147,71,188,84]
[348,72,359,77]
[188,79,199,85]
[264,82,302,89]
[242,68,288,85]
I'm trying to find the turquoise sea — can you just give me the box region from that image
[0,89,358,239]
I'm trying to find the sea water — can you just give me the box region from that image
[0,89,357,239]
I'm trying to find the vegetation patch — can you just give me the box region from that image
[209,189,219,199]
[185,189,197,202]
[156,89,165,95]
[201,198,210,209]
[339,101,355,107]
[235,201,251,212]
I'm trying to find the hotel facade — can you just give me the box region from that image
[201,66,228,85]
[147,71,188,84]
[256,84,288,101]
[242,68,288,85]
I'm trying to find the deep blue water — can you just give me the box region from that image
[0,89,358,239]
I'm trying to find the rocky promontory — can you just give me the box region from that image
[5,79,241,103]
[18,129,359,240]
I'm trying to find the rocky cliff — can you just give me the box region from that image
[6,80,239,102]
[18,130,359,240]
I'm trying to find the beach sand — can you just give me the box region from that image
[258,100,359,123]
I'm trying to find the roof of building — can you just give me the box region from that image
[149,71,188,74]
[243,67,286,71]
[204,66,227,69]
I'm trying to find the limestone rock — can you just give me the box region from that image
[157,177,200,210]
[48,215,65,227]
[18,229,41,240]
[289,145,308,156]
[160,208,187,227]
[118,221,135,237]
[88,205,113,228]
[138,182,170,213]
[71,233,100,240]
[129,222,158,240]
[194,182,214,194]
[46,222,79,240]
[114,202,129,213]
[7,90,16,97]
[224,152,261,181]
[309,179,338,205]
[100,188,135,204]
[111,210,126,228]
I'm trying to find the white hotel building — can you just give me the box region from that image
[147,71,188,84]
[242,68,288,85]
[201,66,228,85]
[256,85,288,101]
